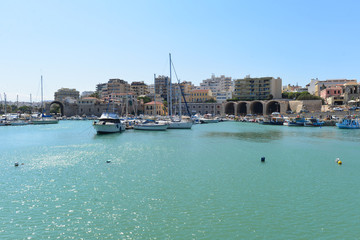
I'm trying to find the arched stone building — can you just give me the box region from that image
[223,100,290,116]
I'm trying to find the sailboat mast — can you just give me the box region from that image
[4,93,6,115]
[30,93,32,114]
[41,75,44,115]
[154,74,157,116]
[169,53,172,117]
[179,85,182,118]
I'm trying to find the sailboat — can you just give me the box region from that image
[167,53,193,129]
[133,74,168,131]
[30,76,59,124]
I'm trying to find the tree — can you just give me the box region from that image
[205,98,217,103]
[18,106,32,113]
[89,92,100,99]
[50,104,61,114]
[138,96,151,104]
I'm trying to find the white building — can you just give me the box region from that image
[197,74,233,103]
[81,91,95,98]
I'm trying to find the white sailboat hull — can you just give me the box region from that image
[167,121,193,129]
[133,123,168,131]
[31,119,59,124]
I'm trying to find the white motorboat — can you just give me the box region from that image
[93,112,126,134]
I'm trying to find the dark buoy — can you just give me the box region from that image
[261,157,265,162]
[106,160,111,163]
[14,162,19,167]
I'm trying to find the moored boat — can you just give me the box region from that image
[133,120,168,131]
[93,112,126,134]
[167,119,193,129]
[304,118,324,127]
[336,118,360,129]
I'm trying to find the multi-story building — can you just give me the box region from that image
[96,83,107,99]
[131,81,149,96]
[233,76,282,100]
[100,79,131,101]
[188,89,214,103]
[342,82,360,103]
[154,75,169,100]
[282,84,305,93]
[197,74,233,103]
[187,102,222,115]
[320,85,343,105]
[144,101,165,116]
[54,88,80,102]
[307,78,356,96]
[81,91,95,98]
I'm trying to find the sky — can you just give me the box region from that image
[1,0,360,102]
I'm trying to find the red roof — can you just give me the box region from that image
[81,97,98,100]
[145,101,163,105]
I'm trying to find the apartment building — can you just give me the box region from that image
[233,76,282,100]
[198,74,233,102]
[188,89,214,103]
[154,75,169,100]
[131,81,149,96]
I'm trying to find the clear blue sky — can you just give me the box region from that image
[1,0,360,101]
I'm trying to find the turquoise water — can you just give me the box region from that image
[1,121,360,239]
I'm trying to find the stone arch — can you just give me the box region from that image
[48,101,64,116]
[266,101,281,115]
[250,101,263,115]
[237,102,247,116]
[224,102,235,115]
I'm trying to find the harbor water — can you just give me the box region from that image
[1,121,359,239]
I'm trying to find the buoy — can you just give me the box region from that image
[14,162,19,167]
[335,158,342,165]
[261,157,265,162]
[338,160,342,165]
[106,160,111,163]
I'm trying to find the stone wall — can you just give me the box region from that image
[288,100,322,113]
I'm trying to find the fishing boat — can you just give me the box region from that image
[304,118,325,127]
[284,116,306,126]
[336,117,360,129]
[260,113,284,125]
[93,112,126,133]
